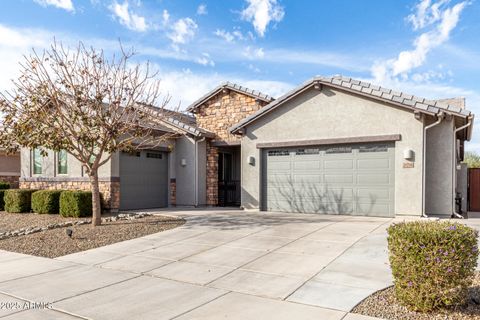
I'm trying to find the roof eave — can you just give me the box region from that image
[187,83,274,112]
[230,78,472,134]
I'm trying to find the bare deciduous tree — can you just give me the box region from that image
[0,40,174,226]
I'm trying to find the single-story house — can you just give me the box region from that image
[20,76,474,218]
[0,149,20,188]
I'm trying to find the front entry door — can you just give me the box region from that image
[218,152,240,206]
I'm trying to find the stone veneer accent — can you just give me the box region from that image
[193,89,269,206]
[19,177,120,211]
[206,142,218,205]
[170,178,176,206]
[0,175,19,189]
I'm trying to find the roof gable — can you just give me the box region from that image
[186,82,274,112]
[230,76,473,135]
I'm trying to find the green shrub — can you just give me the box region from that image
[59,191,93,218]
[31,190,63,214]
[0,181,10,190]
[4,189,36,213]
[388,221,479,312]
[0,190,5,211]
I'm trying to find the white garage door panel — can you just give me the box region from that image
[357,158,390,169]
[357,174,391,184]
[262,143,395,217]
[324,159,354,169]
[324,174,354,184]
[294,161,321,170]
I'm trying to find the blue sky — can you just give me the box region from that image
[1,0,480,150]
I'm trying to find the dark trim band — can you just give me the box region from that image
[211,140,241,147]
[256,134,401,149]
[20,176,120,183]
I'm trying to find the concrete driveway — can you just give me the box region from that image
[0,209,396,320]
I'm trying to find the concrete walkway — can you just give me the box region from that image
[0,210,408,319]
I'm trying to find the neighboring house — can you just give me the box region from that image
[0,149,20,188]
[20,76,474,218]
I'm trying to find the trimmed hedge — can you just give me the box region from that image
[31,190,63,214]
[60,191,93,218]
[4,189,36,213]
[0,182,10,190]
[388,221,479,312]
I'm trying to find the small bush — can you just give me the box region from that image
[0,181,10,190]
[60,191,93,218]
[0,190,5,211]
[388,221,479,312]
[31,190,63,214]
[4,189,36,213]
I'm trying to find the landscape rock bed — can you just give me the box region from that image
[0,212,161,240]
[352,272,480,320]
[0,211,185,258]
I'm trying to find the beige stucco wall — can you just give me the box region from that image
[240,86,425,216]
[425,118,454,216]
[173,136,207,206]
[20,148,116,178]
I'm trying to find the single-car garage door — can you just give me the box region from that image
[120,150,168,210]
[262,143,395,217]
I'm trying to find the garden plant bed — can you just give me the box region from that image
[352,272,480,320]
[0,212,185,258]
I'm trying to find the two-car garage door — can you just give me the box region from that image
[262,143,395,217]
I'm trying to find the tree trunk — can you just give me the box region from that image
[90,170,102,226]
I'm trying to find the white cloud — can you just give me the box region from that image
[109,0,147,32]
[214,29,246,43]
[373,0,468,83]
[33,0,74,12]
[162,9,170,26]
[214,29,235,42]
[241,0,284,37]
[407,0,448,30]
[196,53,215,67]
[248,64,261,73]
[197,4,207,15]
[0,25,53,91]
[243,46,265,59]
[168,18,198,44]
[155,68,292,109]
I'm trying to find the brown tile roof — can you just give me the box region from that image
[141,104,215,138]
[186,81,274,112]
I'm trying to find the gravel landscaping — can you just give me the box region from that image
[0,211,184,258]
[0,211,88,233]
[352,272,480,320]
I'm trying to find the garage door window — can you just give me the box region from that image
[359,145,388,153]
[325,146,352,154]
[296,148,320,155]
[123,151,141,157]
[147,152,163,159]
[268,150,289,156]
